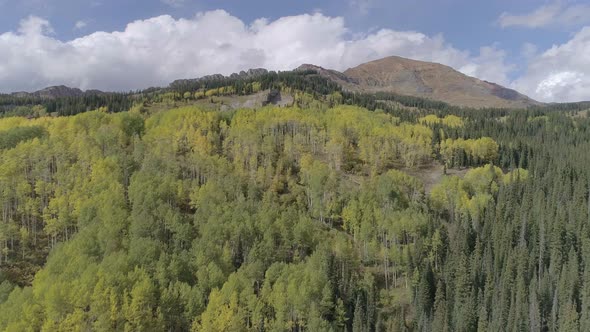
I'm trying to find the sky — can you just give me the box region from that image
[1,0,590,102]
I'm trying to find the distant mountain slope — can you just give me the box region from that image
[9,85,104,99]
[3,56,543,109]
[295,64,358,86]
[340,56,541,108]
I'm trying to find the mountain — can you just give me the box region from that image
[5,56,542,109]
[295,64,358,86]
[9,85,103,99]
[303,56,541,109]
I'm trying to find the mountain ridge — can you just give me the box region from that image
[7,85,105,99]
[340,56,541,108]
[3,56,546,108]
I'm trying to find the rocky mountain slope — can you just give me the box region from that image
[8,85,103,99]
[6,56,542,109]
[341,56,540,108]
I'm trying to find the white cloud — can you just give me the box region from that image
[513,27,590,102]
[349,0,377,15]
[458,45,514,86]
[161,0,186,8]
[18,16,53,35]
[5,10,590,102]
[0,11,516,94]
[74,20,87,30]
[498,2,590,28]
[521,42,538,59]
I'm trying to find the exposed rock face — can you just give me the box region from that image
[9,85,104,99]
[296,64,358,85]
[241,68,269,78]
[33,86,84,98]
[340,56,541,108]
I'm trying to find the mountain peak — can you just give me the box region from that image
[5,56,541,109]
[295,64,359,85]
[34,86,84,98]
[8,85,104,99]
[341,56,540,108]
[295,64,325,71]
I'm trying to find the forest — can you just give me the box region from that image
[0,69,489,119]
[0,74,589,331]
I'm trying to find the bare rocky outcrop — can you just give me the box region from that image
[341,56,541,108]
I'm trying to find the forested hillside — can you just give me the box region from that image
[0,78,589,331]
[0,69,491,119]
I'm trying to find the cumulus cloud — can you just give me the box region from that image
[513,27,590,102]
[3,10,590,102]
[458,45,514,86]
[0,10,515,94]
[18,16,54,35]
[498,2,590,28]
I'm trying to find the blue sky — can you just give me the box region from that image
[0,0,572,59]
[1,0,590,102]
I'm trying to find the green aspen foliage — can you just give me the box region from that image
[0,84,588,332]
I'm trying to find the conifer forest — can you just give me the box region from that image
[0,72,589,331]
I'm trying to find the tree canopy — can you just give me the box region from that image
[0,78,589,331]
